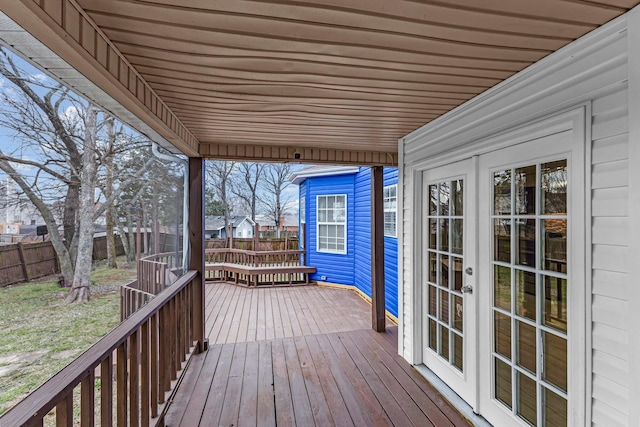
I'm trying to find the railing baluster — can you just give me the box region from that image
[56,392,73,427]
[101,354,113,427]
[163,304,171,393]
[81,370,95,427]
[141,320,150,427]
[117,340,128,427]
[130,329,140,427]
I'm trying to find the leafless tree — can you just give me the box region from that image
[206,160,236,230]
[231,162,264,221]
[258,163,293,237]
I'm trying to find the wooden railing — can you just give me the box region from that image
[205,248,304,267]
[137,252,181,294]
[0,271,200,427]
[121,280,156,321]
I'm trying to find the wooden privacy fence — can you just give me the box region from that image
[205,237,298,251]
[0,242,58,287]
[0,271,200,427]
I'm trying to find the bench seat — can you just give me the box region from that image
[205,263,316,286]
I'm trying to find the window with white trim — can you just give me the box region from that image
[384,184,397,237]
[316,194,346,254]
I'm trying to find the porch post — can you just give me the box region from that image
[188,157,207,353]
[371,166,386,332]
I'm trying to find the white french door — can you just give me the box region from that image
[421,158,477,406]
[418,112,585,426]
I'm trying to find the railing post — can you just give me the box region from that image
[189,157,207,353]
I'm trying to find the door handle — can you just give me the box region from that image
[461,285,473,294]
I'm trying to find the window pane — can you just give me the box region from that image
[495,358,512,409]
[516,270,536,321]
[453,294,463,332]
[429,319,437,351]
[517,372,538,426]
[318,197,326,209]
[542,160,567,215]
[440,325,449,359]
[452,256,463,291]
[494,219,511,262]
[494,170,512,215]
[495,311,511,359]
[544,387,567,427]
[440,254,449,289]
[439,182,450,216]
[453,333,463,372]
[429,184,438,215]
[515,165,536,215]
[516,219,536,267]
[543,332,567,392]
[452,179,463,216]
[451,219,463,255]
[517,321,537,374]
[543,276,567,332]
[429,285,437,316]
[428,251,437,283]
[439,218,449,252]
[429,219,437,249]
[439,289,449,323]
[318,210,326,222]
[494,265,511,311]
[543,219,566,273]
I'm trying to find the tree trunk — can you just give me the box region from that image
[66,106,98,304]
[105,155,117,268]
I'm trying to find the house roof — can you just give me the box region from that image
[288,165,360,185]
[3,2,638,164]
[204,216,255,232]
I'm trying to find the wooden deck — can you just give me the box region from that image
[165,282,471,427]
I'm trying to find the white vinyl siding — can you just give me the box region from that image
[384,184,397,237]
[316,194,347,254]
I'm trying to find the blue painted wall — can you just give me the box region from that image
[298,167,399,318]
[306,173,356,286]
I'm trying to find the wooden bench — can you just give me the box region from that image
[205,263,316,286]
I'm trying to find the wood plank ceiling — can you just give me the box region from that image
[16,1,640,162]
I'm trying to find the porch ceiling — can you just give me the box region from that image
[3,1,640,165]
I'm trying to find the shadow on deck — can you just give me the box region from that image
[165,283,471,427]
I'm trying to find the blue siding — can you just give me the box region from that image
[301,167,398,317]
[298,181,307,251]
[307,174,356,286]
[354,168,372,298]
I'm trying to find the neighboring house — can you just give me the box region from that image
[0,176,46,227]
[289,165,398,319]
[204,215,255,239]
[255,214,299,236]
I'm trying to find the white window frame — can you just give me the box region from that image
[316,194,347,254]
[384,184,397,237]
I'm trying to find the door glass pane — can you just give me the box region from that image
[543,219,566,273]
[516,219,536,267]
[452,179,464,216]
[440,182,450,215]
[452,256,463,291]
[495,311,511,359]
[494,170,511,215]
[452,219,463,255]
[543,332,567,392]
[429,285,437,316]
[453,333,463,371]
[440,254,449,289]
[453,295,463,332]
[439,219,449,252]
[429,251,437,283]
[429,218,437,249]
[440,325,449,359]
[515,165,536,215]
[542,160,567,215]
[495,358,512,409]
[494,265,511,311]
[544,387,567,426]
[439,289,449,323]
[429,319,437,351]
[517,321,537,374]
[517,372,538,426]
[494,219,510,262]
[429,184,438,215]
[516,270,536,321]
[543,276,567,332]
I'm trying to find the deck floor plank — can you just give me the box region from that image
[167,283,471,427]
